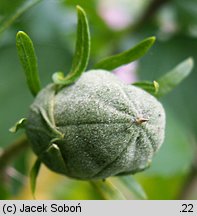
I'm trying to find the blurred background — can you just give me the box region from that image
[0,0,197,199]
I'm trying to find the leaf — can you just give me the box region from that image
[30,158,41,199]
[0,0,42,34]
[156,57,194,97]
[94,37,156,71]
[133,80,159,95]
[42,144,67,174]
[53,5,90,86]
[9,118,27,133]
[90,179,126,200]
[16,31,41,97]
[116,176,147,200]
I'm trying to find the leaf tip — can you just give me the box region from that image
[187,57,194,69]
[150,36,156,41]
[30,159,41,199]
[153,80,159,94]
[52,71,65,85]
[16,31,27,40]
[76,5,85,14]
[9,118,27,133]
[17,30,25,35]
[147,36,156,46]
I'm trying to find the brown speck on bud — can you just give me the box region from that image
[135,117,149,125]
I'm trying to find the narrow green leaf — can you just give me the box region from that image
[156,58,194,97]
[16,31,41,96]
[9,118,27,133]
[0,0,42,34]
[94,36,156,71]
[70,6,90,76]
[133,80,159,96]
[116,176,147,200]
[53,5,90,86]
[30,158,41,199]
[90,179,126,200]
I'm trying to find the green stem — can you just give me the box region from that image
[178,153,197,199]
[0,135,29,171]
[0,0,42,34]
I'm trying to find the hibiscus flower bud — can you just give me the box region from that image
[26,70,165,180]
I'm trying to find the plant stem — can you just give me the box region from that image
[0,135,29,171]
[0,0,42,34]
[178,155,197,199]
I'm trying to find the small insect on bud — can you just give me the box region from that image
[135,118,149,125]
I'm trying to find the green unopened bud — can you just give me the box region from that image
[26,70,165,180]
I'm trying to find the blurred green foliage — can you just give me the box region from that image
[0,0,197,199]
[0,0,25,16]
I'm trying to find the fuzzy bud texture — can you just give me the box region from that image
[26,70,165,180]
